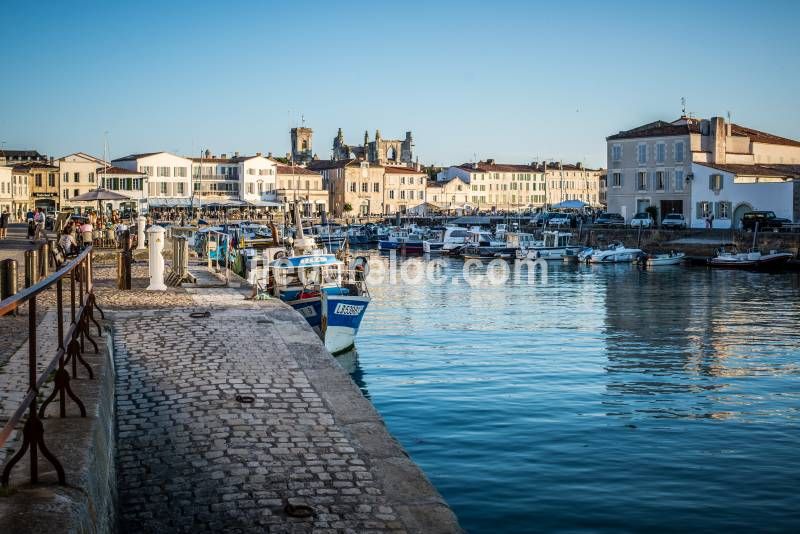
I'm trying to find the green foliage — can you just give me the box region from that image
[343,203,353,213]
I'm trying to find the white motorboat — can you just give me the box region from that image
[644,251,686,266]
[423,226,469,254]
[708,245,793,269]
[586,242,644,263]
[517,231,580,261]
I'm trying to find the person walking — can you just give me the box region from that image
[0,208,9,239]
[33,208,46,240]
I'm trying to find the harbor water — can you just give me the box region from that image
[339,252,800,532]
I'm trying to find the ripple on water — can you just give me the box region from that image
[345,255,800,532]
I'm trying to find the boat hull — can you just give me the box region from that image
[709,253,792,270]
[322,294,370,354]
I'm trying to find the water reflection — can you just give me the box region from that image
[603,266,800,420]
[335,349,370,399]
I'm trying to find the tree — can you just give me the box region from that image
[645,205,659,226]
[343,203,353,213]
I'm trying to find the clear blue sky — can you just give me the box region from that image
[2,0,798,168]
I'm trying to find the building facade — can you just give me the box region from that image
[275,165,327,216]
[14,161,60,212]
[0,166,13,216]
[426,176,471,211]
[113,152,193,209]
[538,162,603,207]
[606,115,800,222]
[440,160,546,212]
[58,152,107,211]
[99,166,149,214]
[382,166,427,214]
[10,166,31,216]
[689,162,800,229]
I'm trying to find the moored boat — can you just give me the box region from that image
[708,245,793,270]
[586,242,644,264]
[643,251,686,266]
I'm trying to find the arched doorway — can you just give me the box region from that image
[387,147,396,161]
[733,203,752,229]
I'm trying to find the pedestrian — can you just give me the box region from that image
[33,208,47,240]
[0,208,9,239]
[709,212,714,229]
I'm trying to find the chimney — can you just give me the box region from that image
[234,151,239,157]
[710,116,727,164]
[256,152,262,157]
[576,162,583,169]
[49,156,54,165]
[486,158,495,165]
[204,148,211,158]
[221,153,227,159]
[268,152,273,158]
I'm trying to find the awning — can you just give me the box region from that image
[246,200,282,208]
[551,199,588,209]
[148,198,192,208]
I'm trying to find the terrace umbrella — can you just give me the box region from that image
[551,199,588,209]
[70,188,130,216]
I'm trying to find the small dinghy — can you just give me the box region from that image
[644,251,685,266]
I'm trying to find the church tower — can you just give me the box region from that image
[291,126,313,165]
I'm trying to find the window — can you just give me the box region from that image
[400,177,405,185]
[696,201,711,219]
[716,201,731,220]
[157,166,170,177]
[675,170,684,192]
[709,174,723,192]
[388,190,395,199]
[675,142,685,163]
[247,183,254,194]
[48,173,55,187]
[361,183,368,192]
[419,190,423,199]
[611,145,622,162]
[63,172,68,183]
[400,190,405,199]
[637,171,647,191]
[248,168,255,175]
[73,188,79,197]
[656,171,666,191]
[159,182,168,195]
[73,172,80,183]
[373,183,379,192]
[349,182,356,193]
[64,189,69,199]
[174,167,187,178]
[637,144,647,164]
[656,143,666,163]
[305,180,310,190]
[139,166,153,176]
[258,169,267,176]
[35,173,42,187]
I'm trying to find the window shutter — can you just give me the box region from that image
[714,202,720,218]
[696,202,703,219]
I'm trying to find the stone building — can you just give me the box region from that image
[332,129,414,167]
[15,160,60,212]
[309,159,426,217]
[426,177,471,212]
[0,166,13,216]
[606,115,800,222]
[275,165,328,216]
[0,149,47,166]
[290,127,313,165]
[57,152,108,212]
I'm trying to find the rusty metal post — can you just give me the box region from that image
[25,249,39,287]
[1,259,18,316]
[117,230,132,290]
[39,242,49,279]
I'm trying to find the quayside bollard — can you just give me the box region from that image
[146,225,167,291]
[137,215,147,250]
[25,249,39,288]
[39,241,49,279]
[1,259,19,316]
[117,230,132,290]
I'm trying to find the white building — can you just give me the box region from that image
[112,152,193,209]
[99,166,149,214]
[689,162,800,229]
[439,160,546,211]
[0,166,13,215]
[189,152,277,207]
[426,176,471,212]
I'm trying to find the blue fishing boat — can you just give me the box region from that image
[269,253,370,355]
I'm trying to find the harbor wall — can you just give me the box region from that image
[0,330,117,533]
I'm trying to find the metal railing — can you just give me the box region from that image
[0,246,104,486]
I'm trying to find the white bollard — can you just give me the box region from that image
[146,225,167,291]
[137,216,146,250]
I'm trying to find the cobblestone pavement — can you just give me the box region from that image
[112,286,459,533]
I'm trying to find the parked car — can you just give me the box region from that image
[741,211,791,231]
[630,212,654,228]
[661,213,687,229]
[531,212,551,226]
[594,213,625,227]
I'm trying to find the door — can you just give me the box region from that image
[733,203,752,230]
